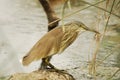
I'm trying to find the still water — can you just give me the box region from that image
[0,0,120,79]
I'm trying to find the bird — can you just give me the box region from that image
[22,21,99,70]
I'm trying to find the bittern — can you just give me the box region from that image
[22,21,99,70]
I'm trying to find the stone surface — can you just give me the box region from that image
[9,69,75,80]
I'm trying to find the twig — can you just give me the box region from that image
[81,0,120,18]
[89,33,101,79]
[107,68,120,80]
[48,0,106,26]
[102,0,116,39]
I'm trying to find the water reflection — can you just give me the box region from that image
[0,0,46,76]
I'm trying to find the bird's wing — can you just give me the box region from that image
[22,27,63,66]
[59,28,79,53]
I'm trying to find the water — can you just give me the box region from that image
[0,0,47,75]
[0,0,120,79]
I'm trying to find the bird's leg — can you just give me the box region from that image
[40,57,67,73]
[45,56,55,69]
[39,58,48,69]
[39,0,60,71]
[39,56,58,70]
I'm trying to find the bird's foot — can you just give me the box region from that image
[39,63,67,73]
[45,67,67,74]
[39,63,59,71]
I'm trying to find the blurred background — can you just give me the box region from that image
[0,0,120,80]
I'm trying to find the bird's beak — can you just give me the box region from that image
[82,25,100,34]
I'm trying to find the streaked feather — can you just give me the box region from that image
[22,21,85,66]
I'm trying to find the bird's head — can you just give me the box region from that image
[74,21,100,34]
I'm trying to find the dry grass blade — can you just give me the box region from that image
[61,0,68,25]
[103,0,116,38]
[107,68,120,80]
[67,0,71,11]
[97,53,113,66]
[61,0,71,20]
[89,33,101,78]
[48,0,105,26]
[81,0,120,18]
[106,0,110,8]
[116,0,120,7]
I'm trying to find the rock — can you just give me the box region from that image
[9,69,75,80]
